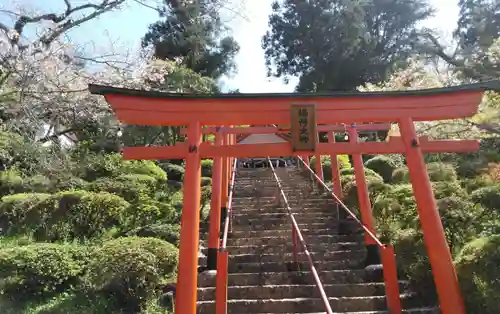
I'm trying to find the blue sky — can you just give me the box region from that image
[2,0,460,92]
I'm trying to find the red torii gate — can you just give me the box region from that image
[89,82,496,314]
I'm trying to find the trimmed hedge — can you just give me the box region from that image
[456,235,500,314]
[364,155,402,183]
[0,243,89,298]
[88,237,178,311]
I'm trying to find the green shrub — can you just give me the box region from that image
[85,174,157,203]
[122,160,167,182]
[340,167,382,181]
[431,180,468,200]
[88,237,178,311]
[342,175,384,209]
[54,177,88,191]
[391,167,409,183]
[309,155,351,181]
[0,169,23,196]
[471,185,500,211]
[161,163,185,182]
[365,155,403,183]
[455,235,500,314]
[0,243,89,298]
[0,193,51,235]
[201,159,213,177]
[83,153,123,181]
[125,197,180,228]
[24,175,53,193]
[427,162,458,182]
[437,196,485,253]
[201,177,212,187]
[35,191,130,240]
[392,229,436,303]
[128,223,181,246]
[373,184,417,227]
[391,163,458,184]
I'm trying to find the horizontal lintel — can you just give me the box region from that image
[122,138,479,160]
[179,124,392,136]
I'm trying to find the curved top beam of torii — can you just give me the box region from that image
[89,81,500,126]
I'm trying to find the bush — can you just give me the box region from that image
[0,193,51,235]
[83,153,123,181]
[0,169,23,197]
[309,155,351,181]
[128,223,181,246]
[427,162,458,182]
[392,229,436,303]
[0,243,89,298]
[432,181,468,200]
[122,160,167,182]
[201,159,213,177]
[54,177,88,192]
[35,191,130,240]
[24,175,53,193]
[455,235,500,314]
[471,185,500,211]
[88,237,178,311]
[365,155,403,183]
[391,163,458,184]
[342,175,384,209]
[161,163,185,182]
[201,177,212,187]
[85,174,158,203]
[437,196,485,253]
[125,197,180,229]
[340,167,382,181]
[391,167,409,183]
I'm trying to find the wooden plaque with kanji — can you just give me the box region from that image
[290,103,317,151]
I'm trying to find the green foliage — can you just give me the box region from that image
[85,174,159,203]
[340,167,382,181]
[88,237,178,311]
[0,169,23,196]
[142,0,239,81]
[0,193,51,235]
[128,223,181,247]
[263,0,432,91]
[201,159,213,177]
[0,243,89,298]
[122,160,167,182]
[310,155,351,181]
[161,163,185,182]
[82,153,123,181]
[364,155,403,183]
[427,162,458,182]
[455,235,500,314]
[201,177,212,187]
[471,185,500,211]
[34,191,130,241]
[391,167,410,183]
[125,197,180,229]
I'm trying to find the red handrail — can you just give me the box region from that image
[216,157,238,314]
[297,156,402,314]
[267,158,334,314]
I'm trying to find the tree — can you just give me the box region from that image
[142,0,240,79]
[262,0,433,92]
[419,0,500,80]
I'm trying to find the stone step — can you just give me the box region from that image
[219,242,363,255]
[232,212,341,221]
[197,293,419,313]
[231,228,363,238]
[198,269,370,287]
[234,221,340,231]
[197,282,410,301]
[199,249,365,264]
[233,216,341,225]
[226,234,364,247]
[226,260,363,273]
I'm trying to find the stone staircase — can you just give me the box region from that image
[197,166,439,314]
